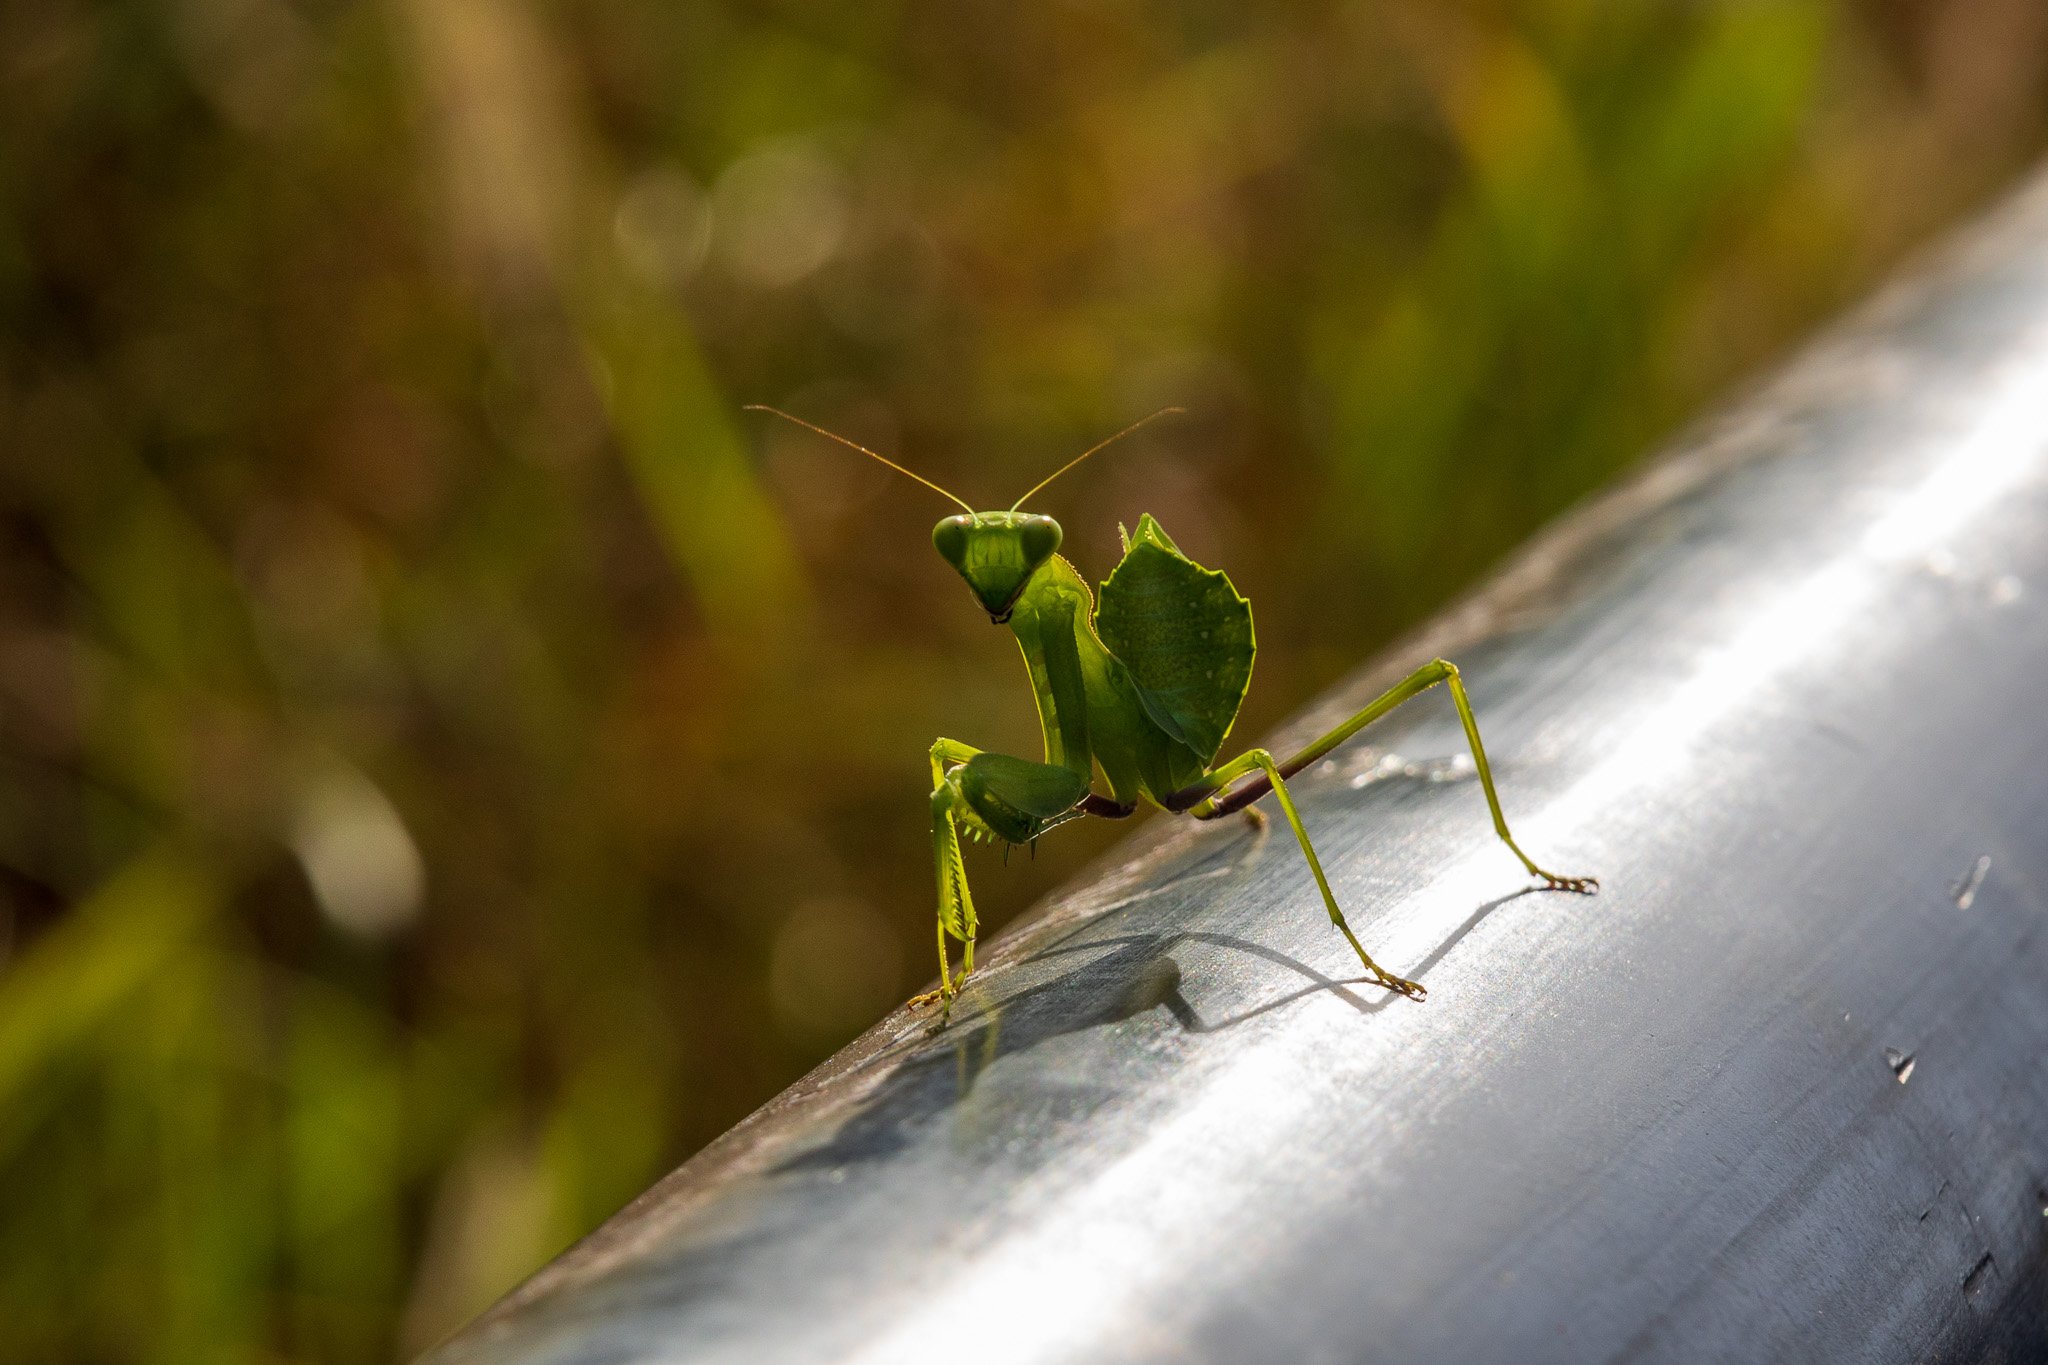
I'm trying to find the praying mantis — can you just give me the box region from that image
[747,405,1596,1014]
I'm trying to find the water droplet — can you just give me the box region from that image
[1429,753,1476,782]
[1990,575,2023,605]
[1952,855,1991,910]
[1963,1251,1996,1298]
[1885,1047,1916,1084]
[1347,751,1404,788]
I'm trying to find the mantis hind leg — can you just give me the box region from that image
[1187,659,1596,893]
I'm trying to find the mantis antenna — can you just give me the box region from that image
[744,405,975,514]
[1009,407,1186,512]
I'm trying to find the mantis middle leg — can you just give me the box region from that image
[1188,746,1428,1000]
[1184,658,1596,893]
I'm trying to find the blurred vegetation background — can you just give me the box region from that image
[2,0,2045,1358]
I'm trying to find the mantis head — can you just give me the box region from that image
[743,403,1183,624]
[931,511,1061,624]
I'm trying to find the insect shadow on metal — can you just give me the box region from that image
[744,405,1598,1019]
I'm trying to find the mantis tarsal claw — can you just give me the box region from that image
[906,988,954,1026]
[1376,970,1428,1002]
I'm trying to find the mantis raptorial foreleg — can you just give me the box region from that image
[911,738,983,1014]
[929,737,979,788]
[1189,659,1596,893]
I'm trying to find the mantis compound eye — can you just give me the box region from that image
[1016,515,1061,568]
[932,514,973,570]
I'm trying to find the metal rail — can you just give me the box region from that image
[424,167,2048,1364]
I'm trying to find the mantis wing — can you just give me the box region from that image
[1094,514,1255,765]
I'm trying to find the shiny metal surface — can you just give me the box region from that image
[425,169,2048,1364]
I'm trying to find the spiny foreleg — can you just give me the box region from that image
[910,739,981,1016]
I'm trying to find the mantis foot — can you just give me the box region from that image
[1538,871,1599,894]
[907,981,962,1022]
[1374,970,1427,1002]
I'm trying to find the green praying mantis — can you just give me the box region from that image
[747,405,1596,1014]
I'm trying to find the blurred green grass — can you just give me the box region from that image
[2,0,2045,1358]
